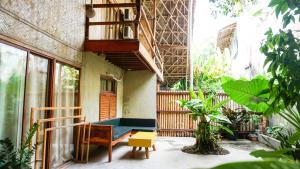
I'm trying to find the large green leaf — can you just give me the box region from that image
[288,130,300,144]
[250,149,293,159]
[218,125,233,136]
[221,76,270,112]
[206,160,300,169]
[212,99,229,110]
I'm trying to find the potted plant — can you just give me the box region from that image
[0,123,38,169]
[222,107,251,140]
[258,125,283,149]
[247,114,263,141]
[177,90,233,155]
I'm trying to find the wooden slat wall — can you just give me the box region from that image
[99,92,117,121]
[157,91,255,137]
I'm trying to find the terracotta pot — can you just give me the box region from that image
[248,136,258,141]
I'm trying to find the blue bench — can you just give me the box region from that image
[88,118,156,162]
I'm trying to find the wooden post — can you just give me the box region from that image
[85,16,89,40]
[145,147,149,159]
[152,144,156,151]
[86,123,91,162]
[34,119,41,169]
[45,59,56,169]
[152,0,156,51]
[108,144,112,162]
[134,0,141,39]
[131,146,137,158]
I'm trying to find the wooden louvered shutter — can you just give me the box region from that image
[99,92,117,121]
[109,94,116,118]
[100,93,110,121]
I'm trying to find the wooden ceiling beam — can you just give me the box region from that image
[93,3,136,8]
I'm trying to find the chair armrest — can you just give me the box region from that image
[88,125,113,145]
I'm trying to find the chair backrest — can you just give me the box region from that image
[95,118,121,126]
[120,118,156,127]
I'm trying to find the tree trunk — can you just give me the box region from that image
[196,117,216,153]
[182,115,229,155]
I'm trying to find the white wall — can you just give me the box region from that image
[81,52,124,122]
[123,70,157,119]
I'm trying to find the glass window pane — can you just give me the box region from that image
[100,79,106,92]
[100,78,116,93]
[23,54,49,141]
[0,43,27,146]
[52,63,79,168]
[107,80,112,91]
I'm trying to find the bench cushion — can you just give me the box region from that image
[120,118,156,127]
[93,118,156,141]
[112,126,132,141]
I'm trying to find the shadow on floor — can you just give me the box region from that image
[85,141,152,163]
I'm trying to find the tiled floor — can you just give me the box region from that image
[66,137,271,169]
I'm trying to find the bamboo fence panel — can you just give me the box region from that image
[157,91,256,137]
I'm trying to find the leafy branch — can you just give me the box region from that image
[0,123,38,169]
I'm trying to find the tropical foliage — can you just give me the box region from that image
[194,54,230,94]
[207,160,300,169]
[171,79,187,91]
[0,123,38,169]
[177,90,232,154]
[221,75,271,113]
[172,41,230,92]
[260,1,300,113]
[209,0,257,17]
[221,107,252,140]
[266,125,284,139]
[222,75,300,161]
[211,1,300,168]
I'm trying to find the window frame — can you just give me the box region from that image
[0,36,82,169]
[100,75,117,94]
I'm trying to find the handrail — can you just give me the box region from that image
[140,23,163,70]
[140,6,163,70]
[141,7,155,41]
[86,2,139,39]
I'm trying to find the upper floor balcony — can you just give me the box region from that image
[84,0,163,81]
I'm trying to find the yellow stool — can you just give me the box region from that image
[128,132,156,159]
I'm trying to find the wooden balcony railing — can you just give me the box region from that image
[85,0,163,75]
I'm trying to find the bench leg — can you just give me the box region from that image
[108,144,112,162]
[132,146,137,158]
[152,144,156,151]
[145,147,149,159]
[138,147,142,151]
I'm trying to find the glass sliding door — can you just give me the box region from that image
[23,53,49,139]
[0,43,27,146]
[0,41,81,167]
[52,63,79,168]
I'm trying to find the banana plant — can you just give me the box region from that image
[177,90,232,154]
